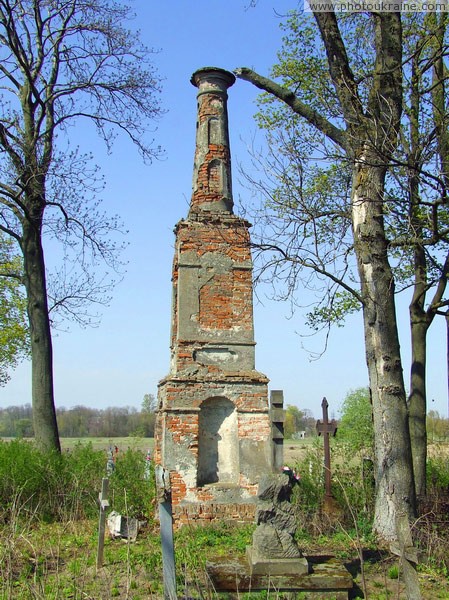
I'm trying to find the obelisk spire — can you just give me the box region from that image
[190,67,235,214]
[155,67,274,527]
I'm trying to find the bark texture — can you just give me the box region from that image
[22,207,60,453]
[351,158,415,536]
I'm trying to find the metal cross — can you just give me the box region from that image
[316,397,338,499]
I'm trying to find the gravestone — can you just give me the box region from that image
[144,449,152,480]
[106,512,140,541]
[207,467,353,597]
[247,469,309,575]
[155,465,177,600]
[96,477,109,569]
[106,448,115,476]
[270,390,285,471]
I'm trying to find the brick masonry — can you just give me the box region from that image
[155,68,273,526]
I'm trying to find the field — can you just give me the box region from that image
[58,436,315,459]
[60,436,155,453]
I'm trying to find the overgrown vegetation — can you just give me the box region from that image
[0,439,155,523]
[1,438,448,598]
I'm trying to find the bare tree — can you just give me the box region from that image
[0,0,163,451]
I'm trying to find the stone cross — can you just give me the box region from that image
[316,397,337,499]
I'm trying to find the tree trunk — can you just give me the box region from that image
[352,157,415,540]
[408,308,429,499]
[447,314,449,419]
[234,11,416,546]
[22,217,60,452]
[406,52,428,501]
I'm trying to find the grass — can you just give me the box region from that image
[1,437,449,599]
[2,519,449,599]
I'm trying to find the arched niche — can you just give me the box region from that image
[207,159,222,192]
[197,396,239,486]
[208,116,220,145]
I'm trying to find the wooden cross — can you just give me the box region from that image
[316,397,337,499]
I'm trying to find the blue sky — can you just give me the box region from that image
[1,0,448,419]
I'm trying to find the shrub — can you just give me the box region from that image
[0,440,155,524]
[108,446,156,522]
[338,387,374,453]
[0,439,49,519]
[290,438,375,536]
[427,453,449,495]
[55,442,107,520]
[289,440,325,532]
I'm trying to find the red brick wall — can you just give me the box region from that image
[170,217,255,373]
[199,270,252,330]
[190,92,232,212]
[173,502,257,528]
[177,217,251,260]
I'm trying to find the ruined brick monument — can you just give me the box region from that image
[154,67,273,526]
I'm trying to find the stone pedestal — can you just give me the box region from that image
[246,546,309,576]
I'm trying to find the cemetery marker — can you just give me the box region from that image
[156,465,177,600]
[96,477,109,570]
[316,397,337,501]
[154,67,274,526]
[270,390,285,471]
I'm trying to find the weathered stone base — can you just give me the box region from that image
[155,374,273,528]
[246,546,310,575]
[206,554,353,599]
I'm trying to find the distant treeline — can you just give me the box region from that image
[0,404,155,439]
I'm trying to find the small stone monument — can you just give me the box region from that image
[106,448,115,475]
[246,468,309,576]
[206,462,353,597]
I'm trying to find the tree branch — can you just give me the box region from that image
[252,241,364,305]
[312,11,363,129]
[234,67,347,151]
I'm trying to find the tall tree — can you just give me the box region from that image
[236,11,416,543]
[142,393,156,413]
[396,13,449,499]
[239,12,449,502]
[284,404,304,439]
[0,0,162,451]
